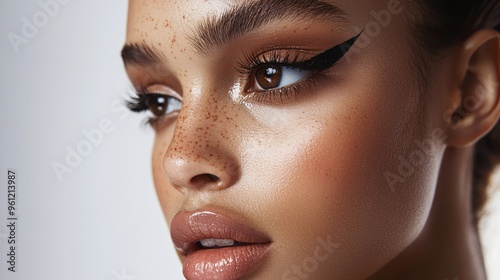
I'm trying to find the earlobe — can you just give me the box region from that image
[445,29,500,148]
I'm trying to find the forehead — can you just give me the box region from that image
[126,0,231,41]
[125,0,409,45]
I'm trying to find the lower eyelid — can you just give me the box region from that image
[147,112,179,131]
[247,73,323,105]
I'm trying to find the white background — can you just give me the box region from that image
[0,1,498,280]
[0,1,184,279]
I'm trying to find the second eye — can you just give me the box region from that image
[144,94,182,117]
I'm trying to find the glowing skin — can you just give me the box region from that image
[124,0,500,279]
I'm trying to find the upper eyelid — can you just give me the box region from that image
[126,66,184,98]
[139,85,184,101]
[236,50,312,74]
[237,31,363,73]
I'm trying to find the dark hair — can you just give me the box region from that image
[416,0,500,223]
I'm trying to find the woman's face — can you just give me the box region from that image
[124,0,449,279]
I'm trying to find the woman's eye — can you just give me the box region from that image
[144,94,182,117]
[252,65,311,91]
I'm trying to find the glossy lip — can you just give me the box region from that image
[170,210,272,280]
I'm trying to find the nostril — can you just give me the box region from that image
[190,173,221,187]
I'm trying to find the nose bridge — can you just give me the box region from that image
[163,88,240,192]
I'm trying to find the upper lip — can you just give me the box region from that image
[170,210,272,255]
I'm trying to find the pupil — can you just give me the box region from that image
[256,65,282,89]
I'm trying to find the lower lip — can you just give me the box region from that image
[183,243,271,280]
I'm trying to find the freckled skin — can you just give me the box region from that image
[124,0,498,279]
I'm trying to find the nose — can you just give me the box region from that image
[162,100,240,192]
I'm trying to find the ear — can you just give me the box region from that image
[445,29,500,148]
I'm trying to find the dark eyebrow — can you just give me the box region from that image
[190,0,348,55]
[121,43,166,65]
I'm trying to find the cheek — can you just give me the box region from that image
[241,88,441,278]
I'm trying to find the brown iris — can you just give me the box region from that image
[146,95,167,116]
[255,65,282,90]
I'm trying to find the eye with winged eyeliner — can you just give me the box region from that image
[240,31,363,102]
